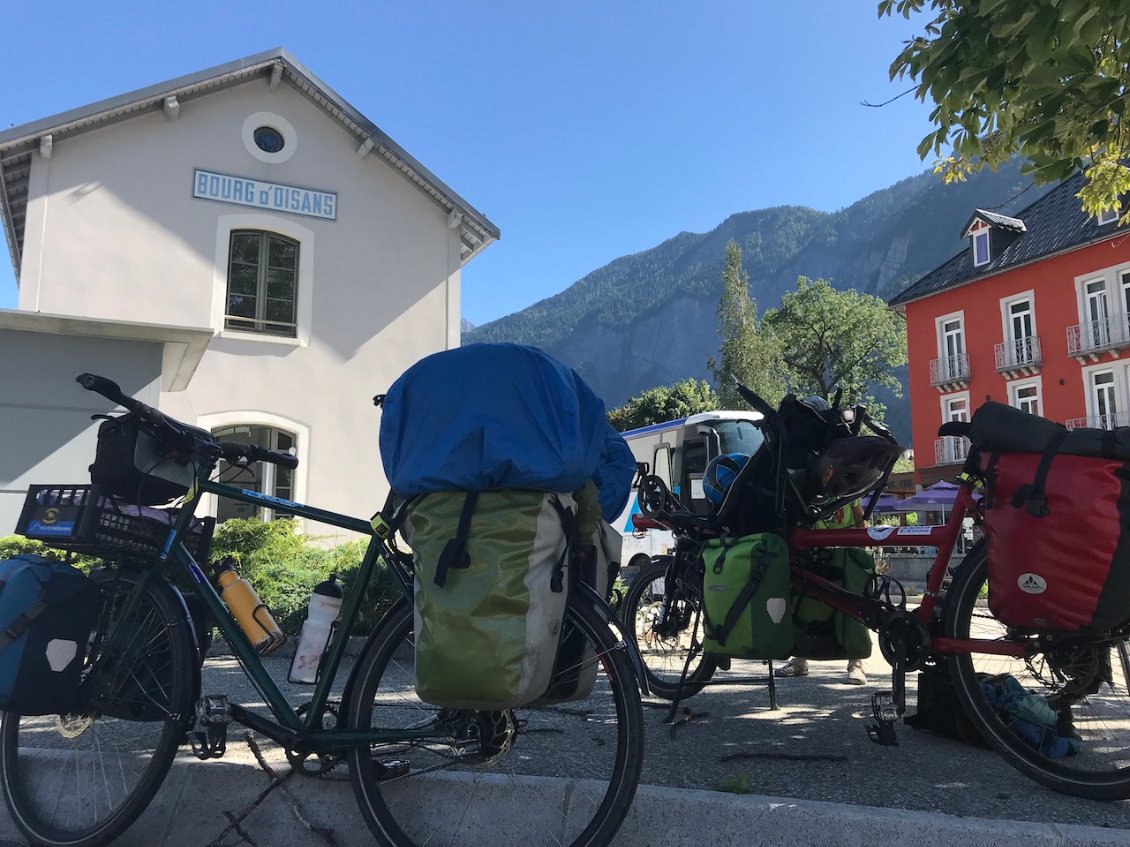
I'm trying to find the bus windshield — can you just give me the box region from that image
[711,420,764,457]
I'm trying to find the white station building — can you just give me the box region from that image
[0,48,498,535]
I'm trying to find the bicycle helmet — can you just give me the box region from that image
[807,436,902,501]
[703,452,751,505]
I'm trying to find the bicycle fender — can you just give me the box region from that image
[575,582,651,696]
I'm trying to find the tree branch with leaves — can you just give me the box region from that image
[881,0,1130,219]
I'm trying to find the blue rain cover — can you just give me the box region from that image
[380,344,634,521]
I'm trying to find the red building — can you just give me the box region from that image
[889,176,1130,485]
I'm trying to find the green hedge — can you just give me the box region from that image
[0,520,405,638]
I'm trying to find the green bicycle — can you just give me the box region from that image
[0,373,645,847]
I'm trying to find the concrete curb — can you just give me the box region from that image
[1,758,1125,847]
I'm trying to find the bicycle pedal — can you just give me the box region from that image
[188,724,228,759]
[189,695,231,759]
[865,691,899,747]
[376,759,410,779]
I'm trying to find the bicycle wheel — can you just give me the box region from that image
[622,558,717,699]
[0,569,196,847]
[346,597,643,847]
[944,542,1130,800]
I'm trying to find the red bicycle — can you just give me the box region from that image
[621,384,1130,801]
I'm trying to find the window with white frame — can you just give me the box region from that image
[936,392,970,464]
[937,314,966,380]
[1090,370,1120,430]
[212,424,296,521]
[1099,207,1120,226]
[225,230,299,336]
[1009,380,1041,416]
[970,219,991,266]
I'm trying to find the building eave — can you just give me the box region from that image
[0,309,213,391]
[0,48,499,277]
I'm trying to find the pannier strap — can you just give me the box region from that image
[1011,430,1069,518]
[547,495,578,593]
[704,538,771,648]
[0,600,47,653]
[435,492,479,588]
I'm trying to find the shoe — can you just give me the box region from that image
[775,659,809,678]
[845,660,867,685]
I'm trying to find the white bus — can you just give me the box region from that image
[614,410,764,581]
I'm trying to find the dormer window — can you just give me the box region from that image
[970,220,991,267]
[1099,207,1120,226]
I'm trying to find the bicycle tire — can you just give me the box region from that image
[622,558,717,700]
[345,596,644,847]
[944,542,1130,800]
[0,569,196,847]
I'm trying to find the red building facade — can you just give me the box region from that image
[890,177,1130,486]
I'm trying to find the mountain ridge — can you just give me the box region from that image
[466,161,1050,442]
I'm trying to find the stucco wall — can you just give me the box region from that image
[904,236,1130,466]
[16,79,464,526]
[0,330,163,534]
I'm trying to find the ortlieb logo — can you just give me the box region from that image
[1018,573,1048,595]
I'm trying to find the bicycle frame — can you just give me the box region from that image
[788,479,1026,659]
[150,474,427,753]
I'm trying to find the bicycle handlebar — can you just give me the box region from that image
[76,373,299,470]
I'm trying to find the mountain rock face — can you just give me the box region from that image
[466,161,1050,442]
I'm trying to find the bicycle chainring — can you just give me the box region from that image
[877,611,932,672]
[288,700,344,778]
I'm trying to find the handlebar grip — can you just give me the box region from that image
[938,421,973,438]
[76,373,133,408]
[266,450,299,470]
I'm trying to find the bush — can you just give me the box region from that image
[209,519,403,636]
[0,520,405,639]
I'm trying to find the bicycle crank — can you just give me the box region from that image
[877,611,932,672]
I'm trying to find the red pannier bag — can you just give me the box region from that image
[970,402,1130,633]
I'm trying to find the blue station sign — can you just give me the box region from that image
[193,169,337,220]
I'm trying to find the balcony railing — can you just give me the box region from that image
[934,435,970,465]
[994,336,1042,373]
[929,353,970,388]
[1065,411,1130,430]
[1067,313,1130,356]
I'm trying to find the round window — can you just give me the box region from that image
[253,126,285,154]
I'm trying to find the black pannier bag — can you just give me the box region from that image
[89,413,198,505]
[970,402,1130,632]
[0,555,101,716]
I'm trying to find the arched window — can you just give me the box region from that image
[212,424,296,522]
[226,230,299,336]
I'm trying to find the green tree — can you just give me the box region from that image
[607,379,719,432]
[881,0,1130,219]
[708,241,783,408]
[762,277,907,407]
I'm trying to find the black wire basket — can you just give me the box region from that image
[16,484,214,563]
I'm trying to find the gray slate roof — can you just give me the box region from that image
[0,48,499,278]
[889,172,1129,307]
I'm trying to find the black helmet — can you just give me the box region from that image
[808,436,902,500]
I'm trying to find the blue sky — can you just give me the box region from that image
[0,0,936,325]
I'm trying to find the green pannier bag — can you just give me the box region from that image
[536,481,612,704]
[793,547,874,660]
[404,489,577,709]
[701,533,793,659]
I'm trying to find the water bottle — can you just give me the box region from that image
[288,573,344,684]
[213,559,285,655]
